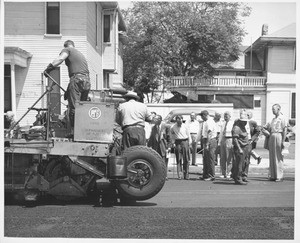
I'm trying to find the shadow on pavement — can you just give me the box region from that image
[5,191,158,208]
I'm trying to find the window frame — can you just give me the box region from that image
[103,14,112,43]
[4,64,12,112]
[291,92,296,119]
[95,3,99,47]
[45,2,61,36]
[103,71,110,89]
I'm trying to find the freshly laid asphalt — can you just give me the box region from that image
[4,139,296,240]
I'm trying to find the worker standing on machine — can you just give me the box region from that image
[44,40,91,137]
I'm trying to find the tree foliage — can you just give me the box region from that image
[122,2,251,100]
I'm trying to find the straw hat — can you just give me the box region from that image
[124,91,140,100]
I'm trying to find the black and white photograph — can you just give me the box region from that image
[1,0,298,242]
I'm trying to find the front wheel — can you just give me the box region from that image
[114,146,166,201]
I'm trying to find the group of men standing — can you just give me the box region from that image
[115,91,262,185]
[143,107,262,185]
[167,109,262,184]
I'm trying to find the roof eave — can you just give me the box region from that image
[100,2,126,31]
[244,36,295,53]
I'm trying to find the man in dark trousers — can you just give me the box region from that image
[170,115,191,180]
[231,109,252,185]
[44,40,91,136]
[247,111,262,165]
[148,114,172,179]
[116,91,153,150]
[199,110,218,181]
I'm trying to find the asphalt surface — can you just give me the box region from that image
[4,173,295,240]
[3,206,294,239]
[3,139,296,241]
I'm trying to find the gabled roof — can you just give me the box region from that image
[244,23,296,53]
[267,23,296,38]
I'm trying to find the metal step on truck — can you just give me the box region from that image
[4,73,166,206]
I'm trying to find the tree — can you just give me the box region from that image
[122,2,251,100]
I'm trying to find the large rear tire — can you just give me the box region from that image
[114,146,166,201]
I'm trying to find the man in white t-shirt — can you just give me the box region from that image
[199,110,218,181]
[170,115,192,180]
[186,112,200,166]
[117,91,153,150]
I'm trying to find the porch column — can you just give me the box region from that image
[10,62,17,118]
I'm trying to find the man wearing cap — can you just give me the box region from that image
[231,109,252,185]
[43,40,90,136]
[117,91,153,150]
[199,110,218,181]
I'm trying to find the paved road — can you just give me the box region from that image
[3,139,296,241]
[4,174,295,240]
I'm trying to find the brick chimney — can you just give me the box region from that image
[262,24,268,36]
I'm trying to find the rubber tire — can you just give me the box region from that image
[114,146,166,201]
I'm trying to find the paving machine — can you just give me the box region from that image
[4,73,166,205]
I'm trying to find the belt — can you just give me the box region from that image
[175,138,188,142]
[71,73,89,78]
[190,133,197,135]
[122,124,144,130]
[225,136,232,139]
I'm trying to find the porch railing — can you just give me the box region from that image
[168,76,267,87]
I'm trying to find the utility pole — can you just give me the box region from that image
[250,37,253,75]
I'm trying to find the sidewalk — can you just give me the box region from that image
[167,156,295,177]
[167,139,295,176]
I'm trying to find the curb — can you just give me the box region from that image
[167,159,295,175]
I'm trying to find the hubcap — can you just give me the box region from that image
[127,159,153,188]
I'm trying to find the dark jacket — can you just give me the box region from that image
[148,122,171,157]
[248,120,261,146]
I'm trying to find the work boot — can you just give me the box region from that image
[235,180,247,185]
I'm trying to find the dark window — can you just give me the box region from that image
[46,2,60,34]
[236,71,246,76]
[103,71,110,88]
[104,15,111,42]
[47,68,61,116]
[216,94,254,109]
[294,46,296,70]
[254,99,261,108]
[291,93,296,119]
[4,65,12,112]
[197,95,214,103]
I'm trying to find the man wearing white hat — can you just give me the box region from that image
[117,91,153,149]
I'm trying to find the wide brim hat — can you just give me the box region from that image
[124,91,140,100]
[199,110,209,116]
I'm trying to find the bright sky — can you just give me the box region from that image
[242,2,296,46]
[117,1,297,46]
